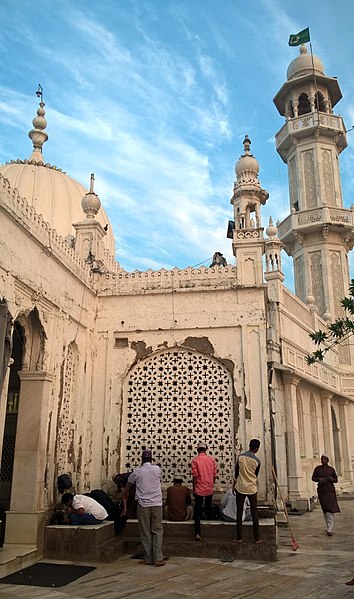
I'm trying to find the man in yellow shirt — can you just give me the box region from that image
[232,439,261,544]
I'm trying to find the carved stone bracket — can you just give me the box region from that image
[322,225,329,240]
[293,231,304,245]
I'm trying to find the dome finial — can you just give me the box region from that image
[28,84,48,164]
[243,135,251,155]
[81,172,101,219]
[89,173,95,193]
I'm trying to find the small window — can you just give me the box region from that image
[115,337,128,348]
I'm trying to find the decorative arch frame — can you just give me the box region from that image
[121,347,235,485]
[296,388,305,458]
[310,394,319,458]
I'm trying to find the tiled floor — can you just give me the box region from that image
[0,498,353,598]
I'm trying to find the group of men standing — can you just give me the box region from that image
[122,439,262,566]
[59,439,346,577]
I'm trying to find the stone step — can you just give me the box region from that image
[0,545,39,579]
[120,536,277,562]
[44,521,116,562]
[123,518,275,542]
[97,537,126,563]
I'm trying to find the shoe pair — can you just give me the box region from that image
[345,578,354,586]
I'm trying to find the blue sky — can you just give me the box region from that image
[1,0,354,286]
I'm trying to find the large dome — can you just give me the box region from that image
[287,45,324,81]
[0,99,115,255]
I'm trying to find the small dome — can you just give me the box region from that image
[236,154,259,177]
[266,217,277,238]
[287,45,325,81]
[235,135,260,185]
[81,174,101,218]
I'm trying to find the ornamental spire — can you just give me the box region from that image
[28,85,48,164]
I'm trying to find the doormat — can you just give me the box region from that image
[0,562,96,587]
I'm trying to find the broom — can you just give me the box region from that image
[271,465,299,551]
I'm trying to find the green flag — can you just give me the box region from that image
[288,27,310,46]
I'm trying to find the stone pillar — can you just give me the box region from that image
[5,370,53,546]
[338,400,353,481]
[320,392,335,464]
[0,360,12,459]
[282,373,303,499]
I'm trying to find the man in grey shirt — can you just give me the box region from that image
[125,448,165,567]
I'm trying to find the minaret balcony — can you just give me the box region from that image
[275,112,347,161]
[232,227,264,243]
[277,206,354,245]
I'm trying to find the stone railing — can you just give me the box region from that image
[233,228,262,241]
[282,288,313,327]
[297,209,322,225]
[276,113,345,147]
[0,173,92,281]
[98,264,238,295]
[278,206,354,238]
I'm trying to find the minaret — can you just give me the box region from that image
[230,136,269,286]
[273,45,354,363]
[73,173,107,268]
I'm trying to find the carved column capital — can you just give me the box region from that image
[282,372,301,387]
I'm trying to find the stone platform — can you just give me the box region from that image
[44,517,276,563]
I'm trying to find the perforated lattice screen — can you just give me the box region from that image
[123,349,234,484]
[0,434,16,482]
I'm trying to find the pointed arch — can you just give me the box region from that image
[296,388,305,457]
[15,307,46,371]
[331,406,342,475]
[310,394,319,458]
[298,92,311,116]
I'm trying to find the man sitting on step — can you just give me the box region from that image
[164,474,194,521]
[61,492,108,525]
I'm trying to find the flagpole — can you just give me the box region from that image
[308,35,319,121]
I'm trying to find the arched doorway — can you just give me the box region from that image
[0,322,24,544]
[1,308,50,547]
[122,348,235,485]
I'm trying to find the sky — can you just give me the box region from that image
[1,0,354,285]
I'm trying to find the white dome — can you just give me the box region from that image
[236,154,259,177]
[0,161,115,255]
[287,45,324,81]
[234,135,260,187]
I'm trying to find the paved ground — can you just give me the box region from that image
[0,498,353,598]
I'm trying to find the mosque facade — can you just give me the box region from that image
[0,45,353,549]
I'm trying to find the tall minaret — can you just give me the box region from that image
[273,45,354,363]
[230,136,269,286]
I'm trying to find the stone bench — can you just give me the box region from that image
[44,521,124,562]
[44,517,277,563]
